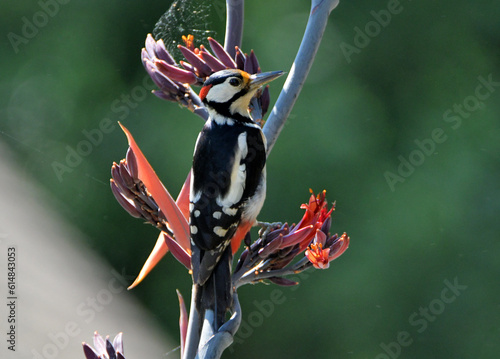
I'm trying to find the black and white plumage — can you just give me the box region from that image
[189,69,283,329]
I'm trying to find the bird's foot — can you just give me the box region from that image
[257,221,283,240]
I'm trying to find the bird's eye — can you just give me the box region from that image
[229,78,240,87]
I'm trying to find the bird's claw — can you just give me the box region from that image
[257,221,283,239]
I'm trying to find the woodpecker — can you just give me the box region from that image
[189,68,283,329]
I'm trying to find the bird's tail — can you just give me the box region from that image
[183,245,233,358]
[197,245,233,329]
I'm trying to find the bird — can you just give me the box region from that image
[189,68,283,332]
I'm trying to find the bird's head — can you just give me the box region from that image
[199,69,283,120]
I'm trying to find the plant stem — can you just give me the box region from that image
[224,0,245,58]
[263,0,340,156]
[183,285,201,359]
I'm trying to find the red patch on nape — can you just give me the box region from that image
[199,84,212,101]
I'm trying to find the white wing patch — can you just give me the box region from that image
[222,206,238,216]
[189,165,202,206]
[242,168,266,223]
[238,133,248,158]
[217,132,248,209]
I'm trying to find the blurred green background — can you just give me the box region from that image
[1,0,499,357]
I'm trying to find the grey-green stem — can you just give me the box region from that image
[224,0,244,58]
[263,0,340,156]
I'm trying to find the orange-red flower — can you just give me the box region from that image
[305,230,349,270]
[232,190,349,287]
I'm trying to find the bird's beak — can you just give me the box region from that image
[248,71,284,90]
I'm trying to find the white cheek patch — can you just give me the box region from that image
[206,80,240,103]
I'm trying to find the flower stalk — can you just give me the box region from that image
[224,0,244,57]
[263,0,340,155]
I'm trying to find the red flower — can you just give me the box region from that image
[233,190,349,287]
[305,231,349,270]
[276,190,335,253]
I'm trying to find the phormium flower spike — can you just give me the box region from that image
[125,147,138,180]
[321,215,332,234]
[251,50,261,73]
[152,90,179,102]
[178,45,213,76]
[261,85,271,116]
[268,277,298,287]
[235,46,246,70]
[145,33,157,59]
[270,249,297,269]
[110,180,142,219]
[233,249,248,273]
[118,161,134,189]
[278,225,314,249]
[112,332,123,354]
[199,46,227,72]
[245,50,260,74]
[83,332,125,359]
[82,343,99,359]
[105,338,116,359]
[208,37,237,69]
[182,34,195,51]
[325,233,339,249]
[150,68,183,94]
[155,38,176,65]
[111,162,123,185]
[154,59,197,84]
[258,234,283,258]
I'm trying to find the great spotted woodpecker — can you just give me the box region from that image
[189,69,283,329]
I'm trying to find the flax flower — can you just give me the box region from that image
[82,332,124,359]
